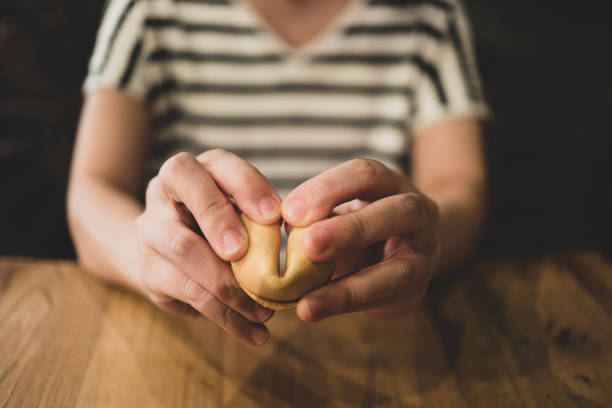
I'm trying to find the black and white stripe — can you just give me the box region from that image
[144,17,258,34]
[147,80,415,101]
[84,0,488,193]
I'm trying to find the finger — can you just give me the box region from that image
[197,149,281,224]
[303,193,435,261]
[286,199,370,237]
[296,254,428,322]
[283,195,367,237]
[158,152,247,260]
[142,256,270,345]
[282,158,404,226]
[352,272,430,317]
[332,243,384,279]
[302,199,370,252]
[138,215,273,323]
[145,177,202,235]
[331,199,370,216]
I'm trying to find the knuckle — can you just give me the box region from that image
[180,275,204,301]
[195,195,234,222]
[395,261,415,288]
[198,148,230,163]
[400,193,439,224]
[214,279,240,305]
[204,298,237,327]
[166,228,196,258]
[144,176,161,202]
[234,170,267,197]
[340,278,363,310]
[351,158,385,184]
[190,289,215,312]
[399,193,422,216]
[145,176,171,207]
[218,303,234,325]
[346,212,366,245]
[159,152,194,180]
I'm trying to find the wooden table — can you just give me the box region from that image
[1,252,611,407]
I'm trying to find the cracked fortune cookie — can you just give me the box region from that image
[230,213,335,310]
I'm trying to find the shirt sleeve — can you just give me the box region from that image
[411,0,490,132]
[83,0,149,99]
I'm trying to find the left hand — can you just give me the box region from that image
[281,158,441,321]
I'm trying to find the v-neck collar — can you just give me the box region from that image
[234,0,365,56]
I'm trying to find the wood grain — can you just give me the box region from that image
[1,252,611,407]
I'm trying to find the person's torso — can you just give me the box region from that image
[141,0,449,196]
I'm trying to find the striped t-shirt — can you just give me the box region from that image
[84,0,488,197]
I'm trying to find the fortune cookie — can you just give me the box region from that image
[231,213,335,310]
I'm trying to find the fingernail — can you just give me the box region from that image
[259,196,279,220]
[254,305,274,322]
[285,198,307,222]
[250,326,269,345]
[223,228,246,255]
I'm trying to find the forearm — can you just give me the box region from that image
[68,90,150,292]
[422,180,486,271]
[410,118,487,272]
[67,177,145,292]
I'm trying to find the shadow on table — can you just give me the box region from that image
[427,255,609,406]
[231,338,392,407]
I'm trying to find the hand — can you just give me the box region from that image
[282,158,440,321]
[135,149,281,345]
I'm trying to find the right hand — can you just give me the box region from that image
[135,149,281,345]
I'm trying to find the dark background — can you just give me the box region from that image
[0,1,610,259]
